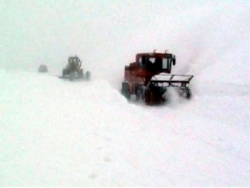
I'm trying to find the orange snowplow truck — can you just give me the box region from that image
[121,50,194,105]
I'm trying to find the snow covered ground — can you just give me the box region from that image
[1,67,250,187]
[1,0,250,186]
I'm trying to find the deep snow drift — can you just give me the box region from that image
[0,70,249,186]
[1,0,250,186]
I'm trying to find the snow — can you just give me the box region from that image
[1,0,250,186]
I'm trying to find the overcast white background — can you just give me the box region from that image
[0,0,250,186]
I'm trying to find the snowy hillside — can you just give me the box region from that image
[0,69,249,186]
[1,0,250,186]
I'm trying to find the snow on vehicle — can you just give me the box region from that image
[59,56,91,81]
[121,50,194,105]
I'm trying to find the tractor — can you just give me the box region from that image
[60,56,90,81]
[121,50,193,105]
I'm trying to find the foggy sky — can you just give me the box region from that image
[0,0,249,84]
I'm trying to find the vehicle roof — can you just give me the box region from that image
[68,56,79,59]
[136,52,174,58]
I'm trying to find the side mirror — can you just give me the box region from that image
[172,56,176,65]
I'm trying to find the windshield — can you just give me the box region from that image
[69,57,79,65]
[148,57,172,70]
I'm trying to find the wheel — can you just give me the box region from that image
[78,69,84,78]
[135,86,144,101]
[135,89,141,101]
[185,88,192,99]
[121,82,131,100]
[145,88,154,105]
[179,87,192,99]
[69,72,74,81]
[85,71,91,80]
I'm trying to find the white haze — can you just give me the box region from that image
[1,1,250,85]
[0,0,250,186]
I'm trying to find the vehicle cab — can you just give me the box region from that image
[136,51,176,74]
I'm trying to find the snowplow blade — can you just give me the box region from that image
[150,74,194,87]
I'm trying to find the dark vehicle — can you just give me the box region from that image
[121,50,193,105]
[38,64,48,73]
[60,56,90,81]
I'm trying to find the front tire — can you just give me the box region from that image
[69,72,74,81]
[135,86,144,101]
[85,71,91,81]
[145,88,154,105]
[78,69,84,78]
[179,87,192,99]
